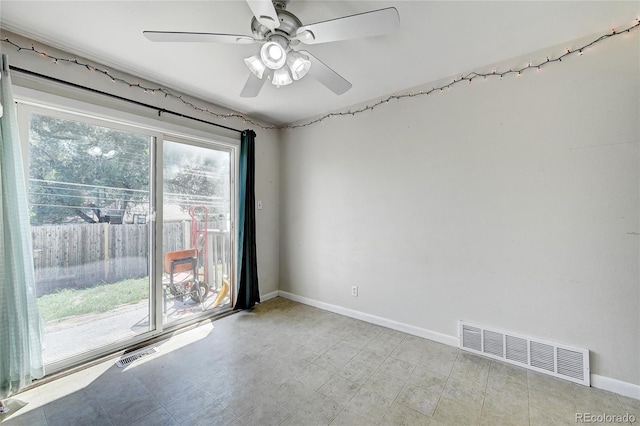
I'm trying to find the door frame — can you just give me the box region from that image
[15,88,239,375]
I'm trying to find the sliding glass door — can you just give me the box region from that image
[18,103,236,371]
[24,109,153,367]
[162,139,233,325]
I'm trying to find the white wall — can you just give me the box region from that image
[1,30,281,298]
[280,30,639,386]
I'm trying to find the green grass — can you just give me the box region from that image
[37,277,149,323]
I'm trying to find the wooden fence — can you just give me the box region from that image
[31,221,192,296]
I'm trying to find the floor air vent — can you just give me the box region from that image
[459,321,589,386]
[116,347,158,368]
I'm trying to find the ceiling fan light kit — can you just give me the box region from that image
[144,0,400,97]
[245,45,311,88]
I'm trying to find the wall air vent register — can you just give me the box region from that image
[459,321,590,386]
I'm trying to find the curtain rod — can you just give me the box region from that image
[10,66,243,134]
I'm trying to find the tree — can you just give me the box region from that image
[163,142,230,221]
[28,114,231,226]
[28,114,150,225]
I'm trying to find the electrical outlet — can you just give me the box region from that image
[351,286,358,297]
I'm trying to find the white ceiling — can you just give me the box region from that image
[1,1,638,125]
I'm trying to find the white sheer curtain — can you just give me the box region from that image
[0,54,45,401]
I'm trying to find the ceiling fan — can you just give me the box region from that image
[143,0,400,97]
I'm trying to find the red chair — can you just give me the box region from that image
[162,249,208,312]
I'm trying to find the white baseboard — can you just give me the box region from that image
[591,374,640,400]
[277,290,640,401]
[260,290,279,302]
[278,290,458,347]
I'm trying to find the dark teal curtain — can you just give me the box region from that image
[234,130,260,310]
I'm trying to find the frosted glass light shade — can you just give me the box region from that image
[260,42,287,70]
[244,54,266,79]
[272,67,293,87]
[286,51,311,80]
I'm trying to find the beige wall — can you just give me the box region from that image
[279,31,640,385]
[254,128,281,296]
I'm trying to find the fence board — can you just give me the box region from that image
[31,221,229,296]
[33,222,162,295]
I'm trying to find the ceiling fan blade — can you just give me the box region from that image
[300,51,352,95]
[246,0,280,31]
[143,31,256,44]
[295,7,399,45]
[240,72,269,97]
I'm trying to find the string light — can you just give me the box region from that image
[1,17,638,130]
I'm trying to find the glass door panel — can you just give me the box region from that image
[27,112,153,365]
[162,140,232,325]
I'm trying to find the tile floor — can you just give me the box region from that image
[1,297,638,426]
